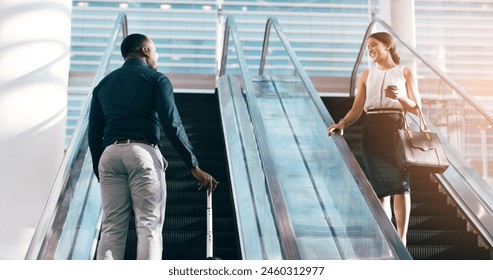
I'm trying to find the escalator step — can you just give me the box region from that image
[124,231,239,260]
[410,179,439,190]
[181,123,223,134]
[410,203,457,216]
[409,216,467,231]
[166,161,229,180]
[163,231,238,247]
[166,204,233,218]
[166,179,231,192]
[166,158,227,168]
[127,228,238,248]
[407,230,480,246]
[410,191,448,204]
[126,216,236,232]
[410,182,440,193]
[407,245,491,260]
[161,146,226,160]
[163,247,240,260]
[166,180,201,192]
[166,191,232,205]
[177,104,220,112]
[163,217,236,232]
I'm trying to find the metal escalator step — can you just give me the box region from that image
[166,167,228,181]
[176,100,220,110]
[127,217,236,232]
[165,170,195,180]
[407,230,480,246]
[410,179,439,190]
[407,245,490,260]
[178,170,227,181]
[175,93,218,105]
[166,191,231,205]
[166,204,233,218]
[166,158,228,170]
[410,183,440,193]
[182,122,222,132]
[163,247,240,260]
[409,216,467,231]
[163,217,236,232]
[410,203,457,216]
[166,170,228,182]
[166,179,201,192]
[163,231,238,247]
[166,179,230,192]
[164,162,229,181]
[161,133,224,148]
[124,231,239,260]
[161,146,226,160]
[126,215,235,231]
[410,191,448,204]
[165,156,227,167]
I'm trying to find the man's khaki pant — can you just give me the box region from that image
[96,142,167,260]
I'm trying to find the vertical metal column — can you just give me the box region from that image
[0,0,72,259]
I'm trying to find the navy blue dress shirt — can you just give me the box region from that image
[88,58,199,179]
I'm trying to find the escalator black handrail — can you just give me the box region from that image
[259,17,411,260]
[219,16,301,260]
[350,18,493,125]
[25,13,128,260]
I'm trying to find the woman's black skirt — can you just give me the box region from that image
[361,112,410,198]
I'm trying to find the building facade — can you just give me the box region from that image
[66,0,493,145]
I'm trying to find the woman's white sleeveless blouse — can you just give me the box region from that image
[364,65,408,112]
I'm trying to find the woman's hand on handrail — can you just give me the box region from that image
[327,119,347,136]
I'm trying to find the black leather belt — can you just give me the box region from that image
[366,108,402,115]
[114,139,157,148]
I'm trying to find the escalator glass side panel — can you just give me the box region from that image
[54,150,101,260]
[217,75,283,260]
[251,76,398,259]
[251,18,409,259]
[219,18,289,259]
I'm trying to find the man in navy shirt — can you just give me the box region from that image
[89,33,217,260]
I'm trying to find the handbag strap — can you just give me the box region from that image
[402,106,432,140]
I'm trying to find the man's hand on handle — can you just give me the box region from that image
[191,166,218,194]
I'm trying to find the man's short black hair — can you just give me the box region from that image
[121,33,148,58]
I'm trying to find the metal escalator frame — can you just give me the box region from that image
[25,13,128,260]
[258,17,411,260]
[220,16,301,259]
[350,18,493,249]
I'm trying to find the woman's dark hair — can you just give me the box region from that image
[120,33,148,59]
[369,32,400,64]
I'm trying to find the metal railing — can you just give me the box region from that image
[25,13,128,260]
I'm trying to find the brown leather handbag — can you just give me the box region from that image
[395,107,449,173]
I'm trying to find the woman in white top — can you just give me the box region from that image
[327,32,421,246]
